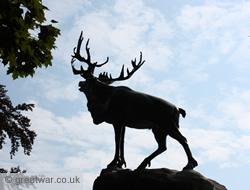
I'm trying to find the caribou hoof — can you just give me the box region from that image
[117,159,127,168]
[182,159,198,171]
[107,160,117,168]
[136,160,151,170]
[107,158,126,169]
[182,164,194,170]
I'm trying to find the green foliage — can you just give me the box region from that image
[0,0,60,79]
[0,166,26,173]
[0,84,37,158]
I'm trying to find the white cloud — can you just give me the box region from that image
[145,79,185,105]
[220,161,239,169]
[63,150,111,172]
[182,128,244,167]
[174,1,250,82]
[43,0,91,24]
[228,37,250,69]
[218,32,236,54]
[41,79,80,102]
[217,88,250,130]
[176,2,250,37]
[25,73,81,103]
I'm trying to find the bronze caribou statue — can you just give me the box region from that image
[71,31,198,170]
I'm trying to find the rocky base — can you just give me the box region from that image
[93,167,227,190]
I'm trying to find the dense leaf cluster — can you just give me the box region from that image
[0,166,26,173]
[0,0,60,79]
[0,84,37,158]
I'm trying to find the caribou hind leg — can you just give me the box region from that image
[137,127,167,169]
[168,124,198,170]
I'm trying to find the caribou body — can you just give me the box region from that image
[72,32,198,170]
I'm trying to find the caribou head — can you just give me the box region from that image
[71,31,198,170]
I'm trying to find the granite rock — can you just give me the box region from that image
[93,167,227,190]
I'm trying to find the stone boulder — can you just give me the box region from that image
[93,167,227,190]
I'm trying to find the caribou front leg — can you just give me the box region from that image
[118,126,126,167]
[107,125,126,168]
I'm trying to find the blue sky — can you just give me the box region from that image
[1,0,250,189]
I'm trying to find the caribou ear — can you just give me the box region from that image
[98,72,114,84]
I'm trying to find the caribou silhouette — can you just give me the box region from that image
[71,31,198,170]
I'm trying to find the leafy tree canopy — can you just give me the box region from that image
[0,0,60,79]
[0,84,36,158]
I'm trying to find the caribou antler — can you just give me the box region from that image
[71,31,109,76]
[98,52,145,84]
[71,31,144,83]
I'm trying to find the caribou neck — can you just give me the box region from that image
[83,79,114,105]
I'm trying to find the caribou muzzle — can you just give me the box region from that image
[78,81,86,92]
